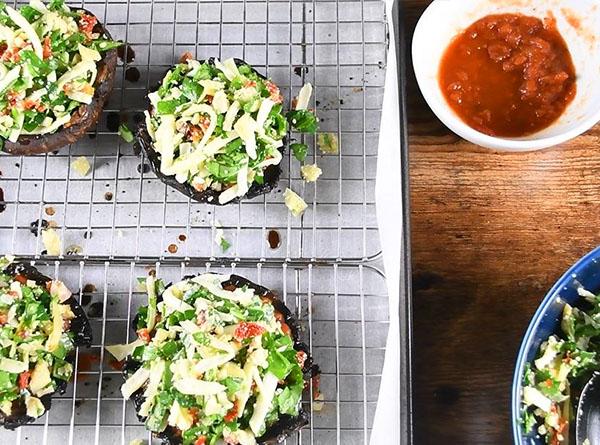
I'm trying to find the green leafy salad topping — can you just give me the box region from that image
[114,273,308,445]
[0,256,78,420]
[521,287,600,444]
[145,57,318,204]
[0,0,120,146]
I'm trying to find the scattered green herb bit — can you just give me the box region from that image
[181,77,204,101]
[89,39,123,52]
[317,132,339,154]
[157,99,181,114]
[277,386,302,416]
[286,110,319,133]
[219,237,231,252]
[193,331,210,345]
[521,409,536,434]
[290,143,308,162]
[118,123,134,143]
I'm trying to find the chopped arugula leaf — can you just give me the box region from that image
[290,142,308,162]
[286,109,318,133]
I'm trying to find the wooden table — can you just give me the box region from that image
[405,1,600,443]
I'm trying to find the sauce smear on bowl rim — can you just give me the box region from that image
[438,13,577,138]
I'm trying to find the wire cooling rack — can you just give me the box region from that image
[0,0,389,262]
[0,0,403,443]
[0,259,390,445]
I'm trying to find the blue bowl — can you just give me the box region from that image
[512,245,600,444]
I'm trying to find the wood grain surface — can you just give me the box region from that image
[405,1,600,444]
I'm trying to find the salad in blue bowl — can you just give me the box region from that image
[513,245,600,445]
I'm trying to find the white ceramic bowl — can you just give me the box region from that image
[412,0,600,151]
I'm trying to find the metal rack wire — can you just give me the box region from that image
[0,0,397,443]
[0,0,388,262]
[0,259,390,445]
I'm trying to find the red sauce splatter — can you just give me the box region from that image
[561,8,581,29]
[267,230,281,249]
[311,373,321,399]
[109,358,125,371]
[77,352,100,381]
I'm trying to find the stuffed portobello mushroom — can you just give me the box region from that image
[0,0,120,155]
[111,273,318,445]
[137,57,305,205]
[0,255,92,429]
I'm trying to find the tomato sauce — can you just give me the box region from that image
[438,14,577,137]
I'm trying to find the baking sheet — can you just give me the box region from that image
[0,0,388,262]
[0,0,410,443]
[0,260,390,445]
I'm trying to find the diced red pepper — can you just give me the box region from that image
[137,328,151,343]
[78,13,97,39]
[179,51,193,63]
[223,401,238,423]
[7,91,20,107]
[188,407,199,423]
[233,322,266,341]
[274,312,291,336]
[265,80,283,104]
[42,36,52,59]
[187,125,204,143]
[22,99,41,111]
[0,313,7,325]
[296,350,307,368]
[18,371,31,390]
[194,436,207,445]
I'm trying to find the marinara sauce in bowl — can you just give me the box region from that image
[413,0,600,151]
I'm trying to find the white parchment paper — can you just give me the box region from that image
[371,1,403,443]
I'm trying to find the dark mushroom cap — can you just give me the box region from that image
[0,261,92,429]
[3,10,118,155]
[124,274,319,445]
[136,58,284,205]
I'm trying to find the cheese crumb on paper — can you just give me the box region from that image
[41,228,61,256]
[317,133,338,154]
[71,156,91,177]
[283,188,307,217]
[300,164,322,182]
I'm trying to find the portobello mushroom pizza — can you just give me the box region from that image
[0,256,92,428]
[0,0,120,155]
[112,273,318,445]
[137,57,315,205]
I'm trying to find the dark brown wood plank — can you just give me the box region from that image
[404,1,600,443]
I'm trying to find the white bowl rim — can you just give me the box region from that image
[412,0,600,151]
